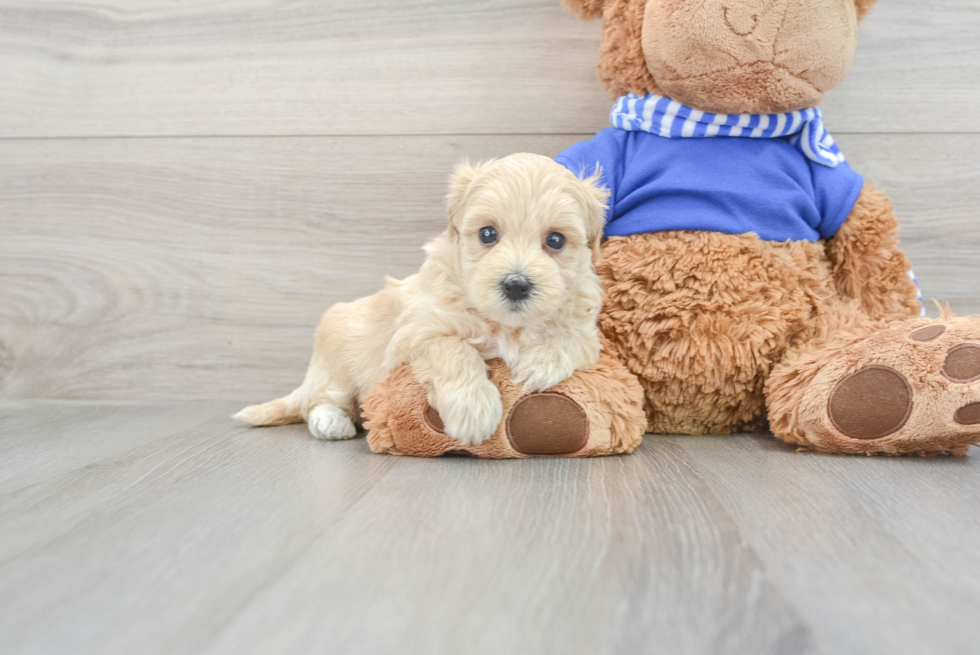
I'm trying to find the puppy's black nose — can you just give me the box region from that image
[502,276,533,302]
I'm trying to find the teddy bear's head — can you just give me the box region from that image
[565,0,878,114]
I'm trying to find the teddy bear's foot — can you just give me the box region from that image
[770,316,980,456]
[425,392,589,456]
[362,355,645,458]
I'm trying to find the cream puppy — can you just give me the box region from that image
[235,153,608,445]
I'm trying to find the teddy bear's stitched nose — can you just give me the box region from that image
[722,3,761,37]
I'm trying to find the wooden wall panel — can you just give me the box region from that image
[2,134,977,401]
[0,0,977,138]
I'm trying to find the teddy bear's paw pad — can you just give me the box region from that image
[955,403,980,426]
[505,392,588,455]
[910,325,946,342]
[828,365,913,440]
[943,344,980,383]
[424,404,446,434]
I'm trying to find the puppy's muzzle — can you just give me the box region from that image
[501,275,534,303]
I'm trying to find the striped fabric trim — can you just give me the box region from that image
[610,93,846,168]
[908,269,928,317]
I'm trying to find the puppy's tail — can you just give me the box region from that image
[234,387,304,427]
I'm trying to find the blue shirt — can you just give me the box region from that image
[555,128,864,242]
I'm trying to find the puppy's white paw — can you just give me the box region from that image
[435,379,503,446]
[307,405,358,441]
[512,354,577,394]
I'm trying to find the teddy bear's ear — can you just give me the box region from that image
[854,0,879,20]
[446,160,492,236]
[562,0,608,21]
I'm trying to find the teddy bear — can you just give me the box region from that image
[362,0,980,457]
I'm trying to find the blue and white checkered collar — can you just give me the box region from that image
[610,93,846,168]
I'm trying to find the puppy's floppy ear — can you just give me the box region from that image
[446,160,491,237]
[562,0,608,20]
[854,0,878,20]
[573,167,610,265]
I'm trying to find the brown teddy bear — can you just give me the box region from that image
[363,0,980,457]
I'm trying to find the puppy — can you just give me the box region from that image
[235,153,608,445]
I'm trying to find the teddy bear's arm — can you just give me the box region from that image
[825,184,921,322]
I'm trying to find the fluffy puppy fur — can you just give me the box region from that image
[236,153,609,445]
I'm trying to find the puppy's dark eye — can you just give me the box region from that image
[546,232,566,251]
[479,226,498,245]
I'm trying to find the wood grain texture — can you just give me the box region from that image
[0,0,977,138]
[673,434,980,655]
[1,400,978,654]
[2,2,978,652]
[2,134,978,402]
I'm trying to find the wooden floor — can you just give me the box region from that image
[3,401,980,655]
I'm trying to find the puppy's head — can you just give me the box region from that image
[445,153,608,328]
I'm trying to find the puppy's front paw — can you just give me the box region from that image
[512,353,578,394]
[434,379,503,446]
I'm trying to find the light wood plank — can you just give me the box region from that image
[204,432,807,655]
[0,401,807,654]
[1,134,978,402]
[0,402,402,655]
[0,0,977,138]
[836,134,980,312]
[2,401,979,653]
[0,400,229,495]
[671,434,980,655]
